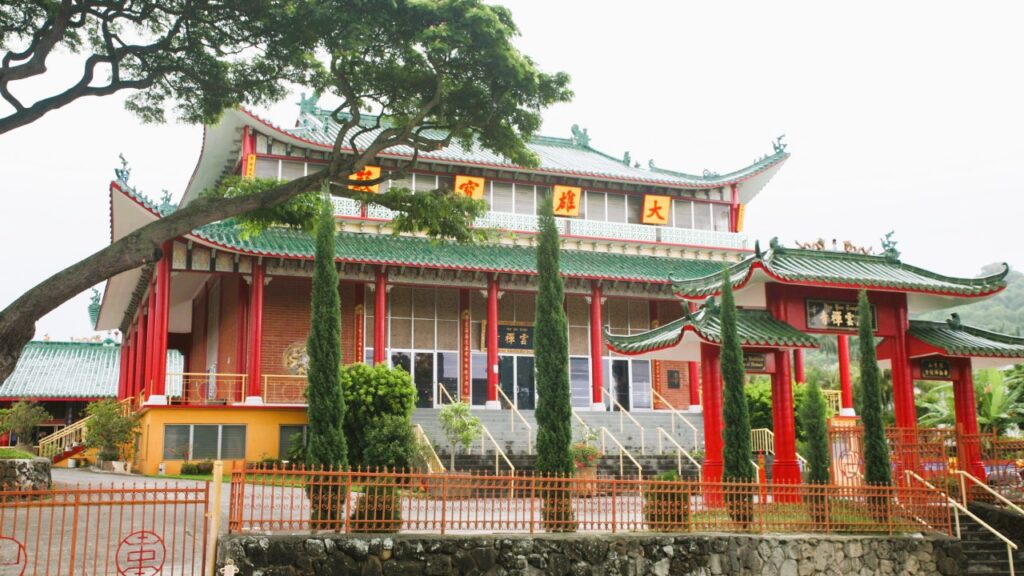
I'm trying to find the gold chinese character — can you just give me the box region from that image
[504,332,516,345]
[520,333,529,346]
[831,310,844,326]
[845,312,856,326]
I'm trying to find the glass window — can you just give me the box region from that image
[413,319,435,349]
[437,176,454,193]
[437,320,459,350]
[414,174,437,192]
[514,185,536,215]
[364,349,374,365]
[254,158,279,179]
[471,353,488,405]
[221,425,247,459]
[279,425,306,457]
[191,425,219,460]
[163,425,191,460]
[491,182,514,213]
[390,318,413,348]
[626,196,643,224]
[693,202,712,230]
[673,200,693,229]
[632,361,652,409]
[713,204,732,232]
[585,191,605,221]
[570,358,591,408]
[606,194,626,223]
[391,175,413,191]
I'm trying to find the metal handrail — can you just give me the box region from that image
[413,424,445,474]
[435,383,514,475]
[38,397,132,459]
[599,426,643,480]
[956,470,1024,516]
[906,470,1017,576]
[651,388,700,448]
[600,386,646,454]
[495,387,534,455]
[750,428,808,466]
[655,427,701,482]
[822,389,843,415]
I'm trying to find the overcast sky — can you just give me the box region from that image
[1,1,1022,341]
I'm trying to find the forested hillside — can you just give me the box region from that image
[917,264,1024,334]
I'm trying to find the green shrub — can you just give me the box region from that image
[644,471,690,531]
[84,399,140,462]
[0,401,50,448]
[349,478,401,533]
[437,403,481,471]
[180,462,200,475]
[342,363,416,467]
[195,461,214,475]
[363,415,416,470]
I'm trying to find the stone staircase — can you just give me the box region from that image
[436,453,700,481]
[958,514,1024,575]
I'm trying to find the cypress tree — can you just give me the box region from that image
[799,381,831,485]
[533,194,575,531]
[719,269,755,525]
[720,269,755,483]
[305,199,348,471]
[858,290,891,487]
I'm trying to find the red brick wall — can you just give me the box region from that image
[652,300,692,409]
[218,275,242,373]
[260,276,312,376]
[340,282,356,365]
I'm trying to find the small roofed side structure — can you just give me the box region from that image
[877,314,1024,369]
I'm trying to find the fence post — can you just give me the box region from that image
[344,471,353,534]
[440,474,448,536]
[206,461,224,576]
[68,487,81,576]
[611,478,617,533]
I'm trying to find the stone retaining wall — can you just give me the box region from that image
[0,458,50,491]
[219,532,965,576]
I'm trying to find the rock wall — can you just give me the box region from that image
[219,532,965,576]
[0,458,50,491]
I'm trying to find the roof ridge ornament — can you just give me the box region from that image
[570,124,590,147]
[772,134,787,154]
[769,237,782,252]
[114,153,131,183]
[754,240,763,259]
[702,169,719,179]
[947,313,962,330]
[622,151,631,166]
[881,230,901,261]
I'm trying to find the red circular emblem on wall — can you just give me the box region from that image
[116,530,166,576]
[838,450,863,479]
[0,536,27,576]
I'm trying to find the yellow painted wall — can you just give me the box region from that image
[134,406,308,475]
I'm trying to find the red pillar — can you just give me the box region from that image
[952,359,986,480]
[687,302,702,411]
[117,337,129,400]
[700,343,723,483]
[771,349,802,487]
[246,262,265,402]
[149,242,171,401]
[589,281,604,410]
[144,285,156,399]
[485,275,500,408]
[793,348,805,384]
[373,268,387,365]
[134,313,146,401]
[837,334,855,416]
[891,298,917,431]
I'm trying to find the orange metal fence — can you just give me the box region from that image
[261,374,308,404]
[228,464,950,536]
[0,482,209,576]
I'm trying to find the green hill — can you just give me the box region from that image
[917,264,1024,335]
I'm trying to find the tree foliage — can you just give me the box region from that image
[363,414,416,470]
[857,290,891,487]
[0,0,572,386]
[720,270,755,484]
[918,369,1024,436]
[304,201,347,470]
[0,401,49,448]
[437,402,481,471]
[341,363,416,467]
[84,399,140,461]
[799,382,831,484]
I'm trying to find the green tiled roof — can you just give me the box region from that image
[288,108,789,189]
[193,222,724,283]
[0,341,184,399]
[671,240,1010,298]
[910,316,1024,358]
[605,305,819,355]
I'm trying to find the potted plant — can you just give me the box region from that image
[0,401,50,454]
[570,441,602,497]
[84,399,140,472]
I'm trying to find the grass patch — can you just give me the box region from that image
[148,474,232,483]
[0,448,35,459]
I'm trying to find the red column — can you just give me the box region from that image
[891,298,917,431]
[134,313,147,401]
[771,350,802,487]
[687,302,702,411]
[952,359,986,480]
[793,349,805,384]
[700,343,723,483]
[117,337,129,400]
[837,334,855,416]
[144,285,156,399]
[589,281,604,409]
[150,242,171,401]
[246,262,265,401]
[485,275,500,408]
[373,268,387,365]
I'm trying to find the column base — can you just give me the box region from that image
[591,402,606,411]
[688,405,703,413]
[484,400,501,410]
[244,396,264,405]
[839,407,856,417]
[771,458,803,494]
[143,395,168,406]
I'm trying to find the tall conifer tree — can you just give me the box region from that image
[305,199,348,470]
[720,270,755,483]
[858,290,891,486]
[800,381,831,484]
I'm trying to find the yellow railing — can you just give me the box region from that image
[413,424,445,474]
[436,383,515,475]
[167,372,247,405]
[655,427,702,482]
[599,426,643,480]
[750,428,808,466]
[823,389,842,415]
[262,374,307,404]
[496,387,533,455]
[956,471,1024,516]
[601,386,646,454]
[651,388,701,449]
[38,398,132,460]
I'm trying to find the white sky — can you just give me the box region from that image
[1,1,1022,341]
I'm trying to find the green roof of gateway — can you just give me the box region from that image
[193,221,725,283]
[671,239,1010,298]
[909,315,1024,359]
[605,305,819,355]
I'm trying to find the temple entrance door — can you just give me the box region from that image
[414,353,435,408]
[611,359,630,411]
[499,356,515,407]
[498,355,536,409]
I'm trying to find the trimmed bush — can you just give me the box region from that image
[363,415,416,471]
[644,471,690,531]
[342,363,416,467]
